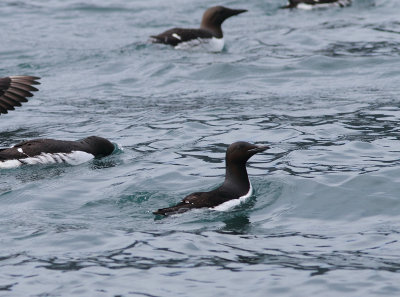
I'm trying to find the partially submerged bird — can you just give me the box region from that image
[150,6,247,52]
[154,141,269,216]
[282,0,351,9]
[0,136,115,169]
[0,75,40,115]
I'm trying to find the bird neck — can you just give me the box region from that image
[223,161,250,192]
[200,22,223,38]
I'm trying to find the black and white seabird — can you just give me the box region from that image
[0,75,40,115]
[282,0,351,9]
[0,136,115,169]
[153,141,269,216]
[150,6,247,52]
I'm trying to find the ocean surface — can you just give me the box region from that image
[1,0,400,296]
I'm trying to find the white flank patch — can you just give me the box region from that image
[175,37,224,52]
[296,3,314,10]
[0,151,94,169]
[172,33,181,40]
[212,183,253,212]
[296,0,351,10]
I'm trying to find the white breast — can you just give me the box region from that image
[0,151,94,169]
[212,182,253,212]
[175,37,224,52]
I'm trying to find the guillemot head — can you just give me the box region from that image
[200,6,247,38]
[226,141,269,165]
[81,136,115,157]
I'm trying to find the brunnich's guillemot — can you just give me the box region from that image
[153,141,269,216]
[0,136,115,169]
[150,6,247,52]
[282,0,351,9]
[0,76,40,115]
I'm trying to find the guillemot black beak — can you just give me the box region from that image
[227,8,248,17]
[248,145,269,153]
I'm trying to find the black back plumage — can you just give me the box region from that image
[151,28,213,47]
[153,142,269,216]
[0,76,40,115]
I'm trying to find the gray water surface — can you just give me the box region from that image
[1,0,400,296]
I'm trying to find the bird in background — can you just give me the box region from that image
[281,0,351,9]
[150,6,247,52]
[0,75,115,169]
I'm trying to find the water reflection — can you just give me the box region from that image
[23,233,400,275]
[221,214,251,234]
[320,41,400,57]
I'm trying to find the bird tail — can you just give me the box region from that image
[153,203,193,216]
[149,36,162,43]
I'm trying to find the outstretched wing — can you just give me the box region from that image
[0,75,40,115]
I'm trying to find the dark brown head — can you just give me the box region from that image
[81,136,115,157]
[200,6,247,37]
[225,141,269,165]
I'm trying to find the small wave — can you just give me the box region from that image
[320,41,400,57]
